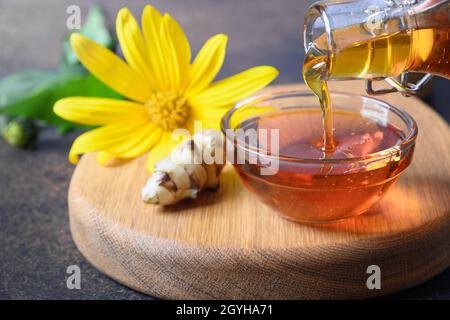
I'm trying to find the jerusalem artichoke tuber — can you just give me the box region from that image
[142,130,226,205]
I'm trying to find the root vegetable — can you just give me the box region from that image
[142,130,226,205]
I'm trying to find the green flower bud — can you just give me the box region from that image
[2,118,38,149]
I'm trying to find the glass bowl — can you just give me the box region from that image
[221,91,417,224]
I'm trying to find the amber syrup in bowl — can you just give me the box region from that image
[221,92,417,223]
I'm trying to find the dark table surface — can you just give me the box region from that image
[1,0,449,300]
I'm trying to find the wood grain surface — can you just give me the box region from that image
[69,82,450,299]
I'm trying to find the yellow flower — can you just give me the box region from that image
[54,5,278,171]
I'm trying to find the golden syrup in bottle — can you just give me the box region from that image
[319,27,450,80]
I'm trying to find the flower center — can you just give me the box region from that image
[145,92,189,131]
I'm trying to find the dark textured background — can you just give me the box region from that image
[0,0,449,300]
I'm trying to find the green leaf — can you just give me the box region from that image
[0,70,56,106]
[62,5,115,67]
[0,68,122,129]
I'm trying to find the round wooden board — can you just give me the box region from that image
[69,82,450,299]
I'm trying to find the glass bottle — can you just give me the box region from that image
[304,0,449,96]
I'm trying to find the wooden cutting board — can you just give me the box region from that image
[69,82,450,299]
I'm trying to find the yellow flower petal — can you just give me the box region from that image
[159,15,180,90]
[141,5,170,90]
[54,97,148,126]
[146,131,182,172]
[68,123,147,164]
[189,105,229,130]
[97,151,116,165]
[160,14,191,91]
[188,66,278,109]
[165,14,191,90]
[105,123,163,159]
[70,33,151,102]
[116,8,157,90]
[185,34,228,97]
